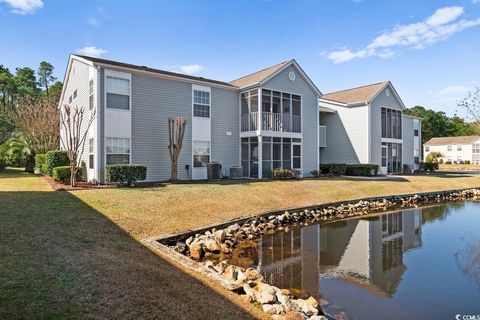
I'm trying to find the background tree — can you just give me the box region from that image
[458,87,480,134]
[48,81,63,102]
[60,104,96,187]
[425,151,444,164]
[13,67,39,101]
[0,133,36,172]
[167,117,187,181]
[38,61,57,98]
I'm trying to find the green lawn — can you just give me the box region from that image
[2,168,480,319]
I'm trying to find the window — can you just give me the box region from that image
[381,107,402,139]
[89,80,94,95]
[447,145,452,152]
[457,145,462,151]
[88,138,94,169]
[193,90,210,117]
[106,137,130,165]
[89,80,94,111]
[425,146,430,152]
[73,89,77,99]
[414,129,419,136]
[89,94,94,110]
[106,76,130,110]
[69,95,72,104]
[193,141,210,167]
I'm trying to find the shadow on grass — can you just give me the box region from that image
[0,189,256,319]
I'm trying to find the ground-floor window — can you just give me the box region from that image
[382,142,402,173]
[193,141,210,167]
[89,138,94,169]
[106,137,130,165]
[242,137,301,178]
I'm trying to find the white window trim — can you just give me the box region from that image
[193,140,211,168]
[105,137,131,165]
[192,85,211,118]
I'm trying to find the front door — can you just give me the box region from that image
[381,145,388,174]
[292,143,301,172]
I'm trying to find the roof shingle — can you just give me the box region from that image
[424,136,480,146]
[321,81,389,105]
[229,60,291,88]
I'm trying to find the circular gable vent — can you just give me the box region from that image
[288,71,296,81]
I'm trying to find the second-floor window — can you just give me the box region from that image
[193,90,210,117]
[106,76,130,110]
[381,107,402,139]
[457,145,462,151]
[447,145,452,152]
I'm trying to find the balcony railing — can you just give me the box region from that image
[241,112,301,133]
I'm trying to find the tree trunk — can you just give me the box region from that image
[70,162,76,187]
[24,154,35,173]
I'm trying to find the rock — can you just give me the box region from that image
[254,283,277,304]
[227,223,241,233]
[309,316,327,320]
[213,229,226,242]
[220,243,231,254]
[235,270,247,284]
[185,236,193,246]
[262,303,282,315]
[240,294,253,303]
[245,268,261,280]
[281,288,292,296]
[189,241,204,260]
[223,265,239,280]
[204,237,221,253]
[306,296,318,308]
[283,311,307,320]
[295,299,318,316]
[242,284,255,301]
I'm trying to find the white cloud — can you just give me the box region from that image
[430,85,473,103]
[86,17,100,27]
[328,6,480,63]
[179,64,205,75]
[75,46,107,58]
[86,6,109,27]
[472,0,480,4]
[0,0,43,14]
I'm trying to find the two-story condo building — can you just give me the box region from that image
[59,55,421,182]
[423,136,480,164]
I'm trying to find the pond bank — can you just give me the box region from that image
[146,187,480,319]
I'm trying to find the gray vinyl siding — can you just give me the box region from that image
[98,67,105,182]
[211,88,240,173]
[318,102,369,164]
[402,116,414,170]
[130,72,193,181]
[60,59,93,179]
[370,85,404,167]
[262,64,319,175]
[319,110,361,163]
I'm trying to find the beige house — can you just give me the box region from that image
[424,136,480,164]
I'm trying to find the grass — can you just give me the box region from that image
[2,168,480,319]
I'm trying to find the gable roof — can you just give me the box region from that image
[229,59,322,96]
[229,60,291,88]
[321,81,389,105]
[424,136,480,146]
[73,54,237,88]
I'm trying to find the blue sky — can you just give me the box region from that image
[1,0,479,116]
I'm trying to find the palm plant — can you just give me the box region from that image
[0,132,36,172]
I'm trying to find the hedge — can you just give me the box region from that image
[345,164,379,177]
[0,160,5,172]
[420,162,439,173]
[320,163,347,176]
[105,164,147,186]
[35,154,46,173]
[271,168,300,179]
[52,166,83,184]
[45,150,69,176]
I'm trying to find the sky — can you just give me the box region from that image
[1,0,479,116]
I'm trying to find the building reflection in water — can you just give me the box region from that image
[230,208,424,299]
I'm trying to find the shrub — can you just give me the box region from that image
[41,163,48,174]
[105,164,147,186]
[445,161,452,164]
[420,162,439,173]
[310,169,320,177]
[271,168,294,179]
[52,166,83,184]
[0,160,5,172]
[345,164,379,177]
[35,154,46,173]
[465,160,471,165]
[45,150,69,176]
[320,163,347,176]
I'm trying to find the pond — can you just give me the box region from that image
[228,202,480,319]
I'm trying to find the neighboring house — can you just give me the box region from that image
[59,55,420,182]
[319,81,422,174]
[423,136,480,164]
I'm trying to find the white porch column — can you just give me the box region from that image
[258,135,263,179]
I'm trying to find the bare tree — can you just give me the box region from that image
[60,104,96,187]
[8,97,59,154]
[168,116,187,181]
[458,87,480,133]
